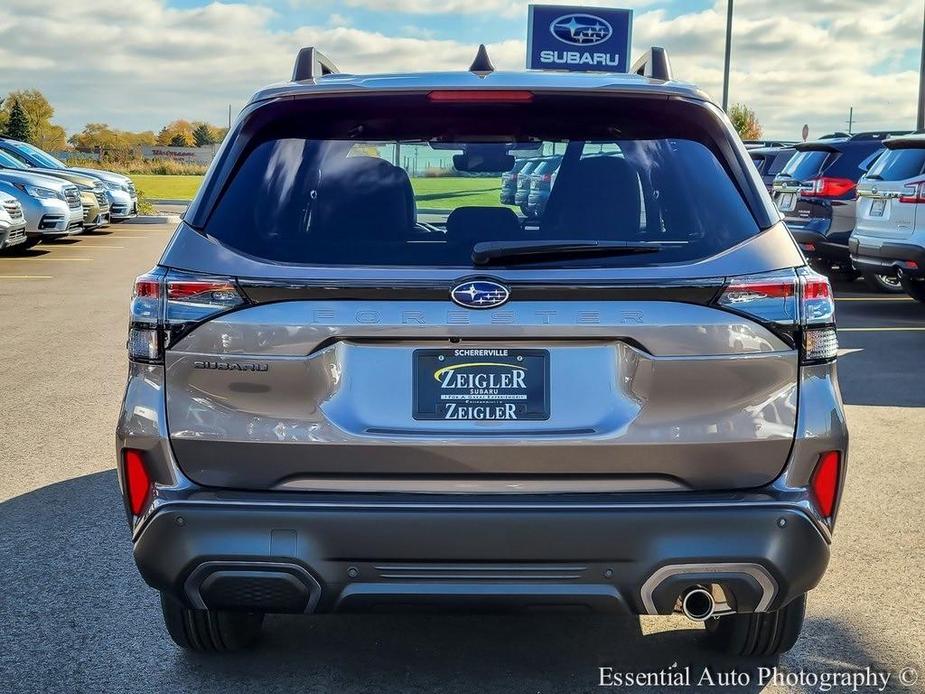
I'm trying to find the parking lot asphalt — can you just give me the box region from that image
[0,227,923,693]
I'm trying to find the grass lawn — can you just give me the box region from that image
[131,174,504,209]
[131,175,204,201]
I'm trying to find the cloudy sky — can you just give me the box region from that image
[1,0,922,139]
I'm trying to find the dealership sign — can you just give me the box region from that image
[527,5,633,72]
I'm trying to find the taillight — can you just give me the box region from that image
[715,268,836,363]
[716,270,798,325]
[802,177,856,199]
[899,181,925,204]
[810,451,842,519]
[128,268,244,363]
[123,449,152,516]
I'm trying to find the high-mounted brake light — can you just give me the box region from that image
[899,181,925,204]
[802,177,856,199]
[427,90,534,103]
[127,269,244,363]
[811,451,842,519]
[123,449,152,516]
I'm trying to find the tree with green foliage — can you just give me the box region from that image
[0,90,67,149]
[192,122,216,147]
[729,103,763,141]
[4,100,32,142]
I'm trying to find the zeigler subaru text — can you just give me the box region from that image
[117,46,847,656]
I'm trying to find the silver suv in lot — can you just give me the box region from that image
[117,47,847,657]
[0,168,83,246]
[850,133,925,302]
[0,191,28,250]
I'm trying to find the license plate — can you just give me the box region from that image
[777,193,796,212]
[413,348,550,421]
[870,199,886,217]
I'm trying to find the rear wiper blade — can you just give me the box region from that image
[864,174,883,180]
[472,239,680,266]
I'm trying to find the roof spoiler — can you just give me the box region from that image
[291,47,340,82]
[630,47,672,81]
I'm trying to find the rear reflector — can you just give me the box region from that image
[123,449,152,516]
[811,451,841,518]
[427,90,534,103]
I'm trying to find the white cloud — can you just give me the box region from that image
[0,0,921,139]
[342,0,655,19]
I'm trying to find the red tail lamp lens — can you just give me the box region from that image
[123,449,152,516]
[811,451,841,518]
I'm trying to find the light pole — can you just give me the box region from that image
[918,0,925,130]
[722,0,734,112]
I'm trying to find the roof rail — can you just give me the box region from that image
[630,47,672,81]
[291,47,340,82]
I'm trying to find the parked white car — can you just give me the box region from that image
[850,134,925,302]
[0,191,28,251]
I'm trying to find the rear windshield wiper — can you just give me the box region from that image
[864,174,883,180]
[471,240,681,266]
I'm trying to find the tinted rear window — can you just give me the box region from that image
[750,155,767,174]
[768,151,794,176]
[201,96,762,268]
[780,150,832,180]
[866,148,925,181]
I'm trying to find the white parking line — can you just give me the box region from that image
[52,244,124,249]
[0,275,52,279]
[835,296,914,302]
[0,257,94,262]
[840,327,925,332]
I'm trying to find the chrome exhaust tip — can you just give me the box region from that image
[681,586,715,621]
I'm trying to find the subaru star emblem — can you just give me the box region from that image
[550,13,613,46]
[451,280,510,309]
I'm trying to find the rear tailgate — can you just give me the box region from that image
[160,90,801,494]
[856,143,925,240]
[164,277,798,492]
[773,148,835,231]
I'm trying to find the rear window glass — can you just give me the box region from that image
[202,103,761,268]
[780,150,832,180]
[768,151,794,176]
[749,155,767,174]
[866,148,925,181]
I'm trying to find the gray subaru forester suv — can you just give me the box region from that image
[117,46,847,657]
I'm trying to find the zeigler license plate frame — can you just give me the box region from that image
[413,348,550,421]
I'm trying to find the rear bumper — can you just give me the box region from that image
[849,237,925,279]
[134,497,829,616]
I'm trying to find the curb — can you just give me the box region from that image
[122,214,181,225]
[148,198,192,205]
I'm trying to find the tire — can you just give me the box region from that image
[861,271,904,293]
[900,276,925,304]
[159,593,264,652]
[704,593,806,657]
